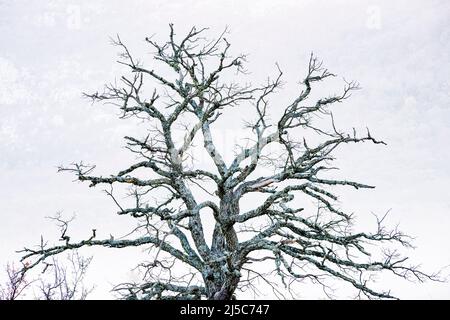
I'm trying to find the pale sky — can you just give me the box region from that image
[1,0,449,299]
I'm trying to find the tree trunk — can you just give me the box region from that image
[205,192,241,300]
[205,271,240,300]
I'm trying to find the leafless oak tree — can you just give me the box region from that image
[18,25,439,300]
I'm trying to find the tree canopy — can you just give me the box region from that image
[18,25,439,300]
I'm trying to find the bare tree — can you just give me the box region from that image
[18,25,439,300]
[1,251,92,300]
[0,263,32,300]
[35,251,93,300]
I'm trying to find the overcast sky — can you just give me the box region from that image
[1,0,449,299]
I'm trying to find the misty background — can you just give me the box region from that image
[1,0,449,299]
